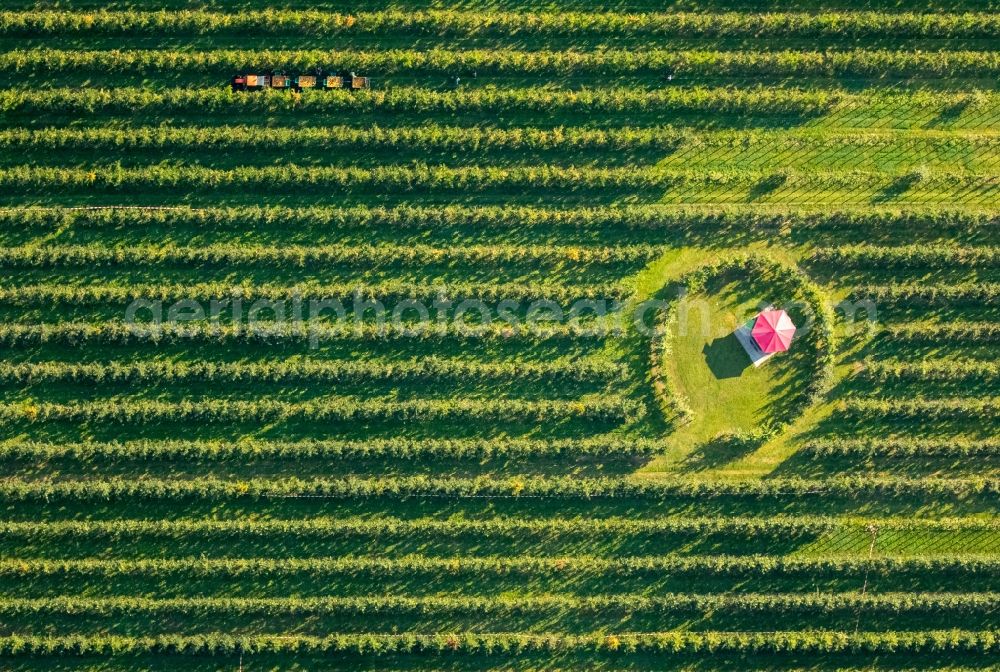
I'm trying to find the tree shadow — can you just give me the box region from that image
[702,333,751,380]
[872,170,924,204]
[682,431,762,471]
[747,171,788,201]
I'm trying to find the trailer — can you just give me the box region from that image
[347,72,370,90]
[322,74,344,89]
[295,74,317,90]
[232,71,370,92]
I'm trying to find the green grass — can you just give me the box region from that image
[660,289,798,457]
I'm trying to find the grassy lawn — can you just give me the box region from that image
[648,280,804,471]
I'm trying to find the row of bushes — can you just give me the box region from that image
[0,321,614,346]
[0,357,626,385]
[0,86,842,117]
[0,242,661,268]
[4,164,977,192]
[2,554,993,579]
[0,165,985,199]
[1,513,988,541]
[4,48,1000,78]
[3,397,645,426]
[5,205,997,234]
[0,278,630,305]
[839,397,1000,419]
[860,359,999,382]
[801,437,1000,457]
[0,436,659,461]
[0,474,991,501]
[0,124,692,152]
[8,125,999,153]
[883,321,1000,342]
[812,244,1000,268]
[856,283,1000,306]
[5,10,1000,38]
[2,592,995,617]
[0,630,995,655]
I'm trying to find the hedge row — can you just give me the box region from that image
[2,592,995,617]
[2,554,995,580]
[5,48,1000,78]
[4,164,980,193]
[0,630,995,655]
[839,397,1000,420]
[0,475,991,501]
[7,126,998,154]
[2,397,645,426]
[0,358,626,386]
[855,283,1000,307]
[0,436,660,461]
[860,359,1000,382]
[801,438,1000,457]
[0,321,614,347]
[812,244,1000,268]
[0,86,842,117]
[5,10,1000,39]
[0,125,693,153]
[0,242,662,268]
[4,205,996,234]
[882,321,1000,342]
[0,278,629,305]
[1,514,989,541]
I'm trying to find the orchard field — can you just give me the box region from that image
[0,1,999,670]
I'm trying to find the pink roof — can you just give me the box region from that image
[751,309,796,353]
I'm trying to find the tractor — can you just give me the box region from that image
[231,73,270,91]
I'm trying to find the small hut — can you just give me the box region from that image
[735,308,796,367]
